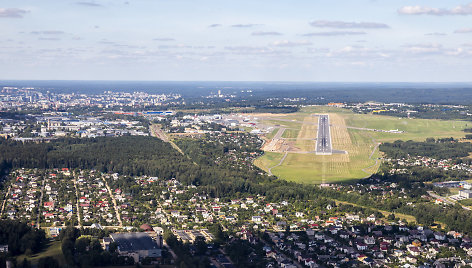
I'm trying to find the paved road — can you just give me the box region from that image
[0,186,11,217]
[72,178,82,228]
[104,178,123,227]
[316,115,332,155]
[36,179,46,228]
[150,124,185,155]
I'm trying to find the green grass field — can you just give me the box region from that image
[255,106,469,184]
[16,241,66,267]
[254,151,285,172]
[344,113,469,141]
[281,129,299,138]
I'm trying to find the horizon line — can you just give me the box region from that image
[1,79,472,84]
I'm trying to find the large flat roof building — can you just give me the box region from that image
[459,190,472,199]
[110,232,161,263]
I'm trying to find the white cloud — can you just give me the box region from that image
[398,3,472,15]
[425,32,447,36]
[153,38,175,41]
[252,31,283,36]
[224,46,289,56]
[0,8,28,18]
[325,46,392,59]
[31,31,65,35]
[302,31,366,37]
[445,48,464,56]
[38,37,61,41]
[231,24,262,28]
[310,20,389,29]
[454,28,472,33]
[271,40,311,47]
[403,43,443,54]
[76,2,103,7]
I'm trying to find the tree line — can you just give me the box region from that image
[380,138,472,159]
[0,136,195,179]
[0,220,47,256]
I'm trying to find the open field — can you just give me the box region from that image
[16,241,66,267]
[254,151,285,172]
[254,106,469,184]
[344,113,469,142]
[281,129,299,139]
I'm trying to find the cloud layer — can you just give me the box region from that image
[310,20,389,29]
[302,31,366,37]
[398,3,472,16]
[252,31,283,36]
[76,2,102,7]
[0,8,28,18]
[153,38,175,41]
[455,28,472,33]
[31,30,65,35]
[231,24,261,28]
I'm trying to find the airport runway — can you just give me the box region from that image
[316,115,332,155]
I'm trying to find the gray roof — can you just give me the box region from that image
[111,232,158,251]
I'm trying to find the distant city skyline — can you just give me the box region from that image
[1,0,472,82]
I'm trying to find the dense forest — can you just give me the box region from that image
[0,136,194,179]
[0,136,275,198]
[0,220,47,256]
[379,138,472,159]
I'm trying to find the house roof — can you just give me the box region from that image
[110,232,159,252]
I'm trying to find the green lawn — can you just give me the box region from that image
[16,240,66,267]
[15,241,170,268]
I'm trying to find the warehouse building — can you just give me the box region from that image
[110,232,161,263]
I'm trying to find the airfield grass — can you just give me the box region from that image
[255,105,469,184]
[265,128,280,140]
[344,113,469,141]
[253,151,284,172]
[263,119,302,130]
[281,129,299,139]
[270,128,377,184]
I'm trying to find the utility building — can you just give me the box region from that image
[110,232,161,263]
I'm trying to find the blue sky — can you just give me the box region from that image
[1,0,472,81]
